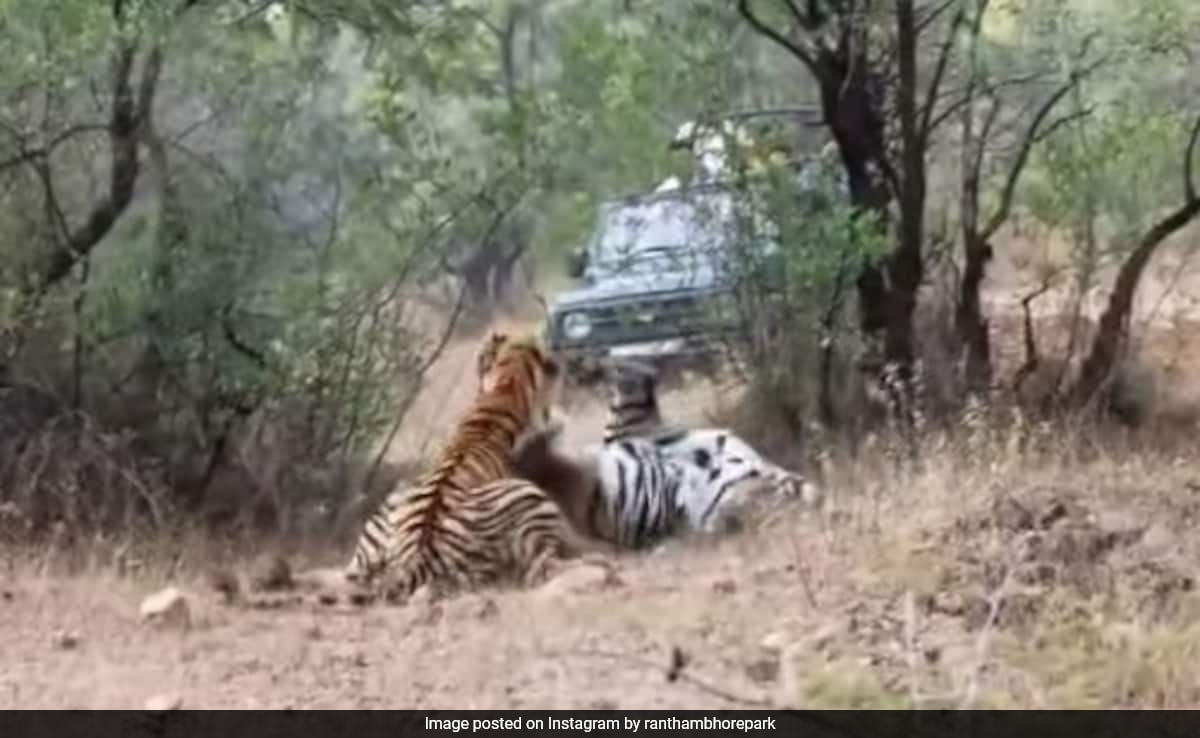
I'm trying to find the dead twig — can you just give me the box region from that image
[959,542,1018,709]
[572,646,772,708]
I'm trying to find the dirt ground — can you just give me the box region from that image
[3,227,1200,709]
[4,445,1200,709]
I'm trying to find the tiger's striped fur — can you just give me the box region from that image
[602,359,820,506]
[346,332,599,601]
[509,360,819,549]
[511,429,689,548]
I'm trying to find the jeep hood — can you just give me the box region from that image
[550,266,724,312]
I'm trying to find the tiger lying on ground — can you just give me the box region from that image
[508,358,821,549]
[345,332,611,603]
[602,359,821,506]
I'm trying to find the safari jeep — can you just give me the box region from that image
[542,117,844,383]
[542,181,774,382]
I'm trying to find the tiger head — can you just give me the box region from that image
[475,330,564,432]
[604,358,659,411]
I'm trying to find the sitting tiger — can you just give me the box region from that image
[345,332,610,603]
[509,358,821,549]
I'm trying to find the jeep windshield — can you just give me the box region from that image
[585,190,737,279]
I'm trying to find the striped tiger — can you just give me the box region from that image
[510,423,694,548]
[602,359,821,506]
[346,332,607,602]
[510,358,821,548]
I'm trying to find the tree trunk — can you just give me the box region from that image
[1070,198,1200,406]
[957,233,993,391]
[812,48,894,342]
[887,0,924,371]
[1071,115,1200,407]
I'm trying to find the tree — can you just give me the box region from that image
[952,0,1099,392]
[1070,115,1200,407]
[736,0,967,426]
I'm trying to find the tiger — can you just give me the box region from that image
[600,358,821,507]
[508,359,819,549]
[509,429,690,548]
[345,331,609,602]
[601,357,677,442]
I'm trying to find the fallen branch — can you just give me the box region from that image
[573,646,772,708]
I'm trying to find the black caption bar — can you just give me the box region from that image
[0,710,1196,738]
[424,713,779,734]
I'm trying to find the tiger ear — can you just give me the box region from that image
[477,331,509,377]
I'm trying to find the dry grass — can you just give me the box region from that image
[3,418,1199,709]
[4,231,1200,708]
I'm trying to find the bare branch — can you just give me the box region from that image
[1071,113,1200,406]
[917,0,962,34]
[36,40,162,292]
[0,124,108,173]
[918,2,966,143]
[738,0,819,71]
[980,69,1093,239]
[1029,107,1092,144]
[970,96,1003,183]
[928,71,1046,134]
[228,0,276,25]
[1185,113,1200,203]
[221,306,270,371]
[571,647,771,708]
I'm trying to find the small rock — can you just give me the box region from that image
[745,658,780,683]
[246,593,302,610]
[294,566,357,593]
[51,630,80,650]
[801,623,840,653]
[252,555,294,592]
[774,642,807,707]
[1140,523,1178,557]
[538,563,621,599]
[348,590,374,607]
[140,587,191,629]
[930,591,966,616]
[1037,499,1071,529]
[799,481,824,509]
[316,592,339,606]
[759,631,787,656]
[407,585,436,607]
[413,604,443,627]
[711,579,736,595]
[1096,509,1141,536]
[206,568,241,604]
[475,597,500,620]
[992,496,1034,532]
[144,693,183,712]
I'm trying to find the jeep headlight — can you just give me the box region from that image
[561,311,592,341]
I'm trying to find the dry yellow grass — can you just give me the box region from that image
[3,231,1200,709]
[3,421,1198,708]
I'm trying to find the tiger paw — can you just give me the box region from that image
[536,558,622,599]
